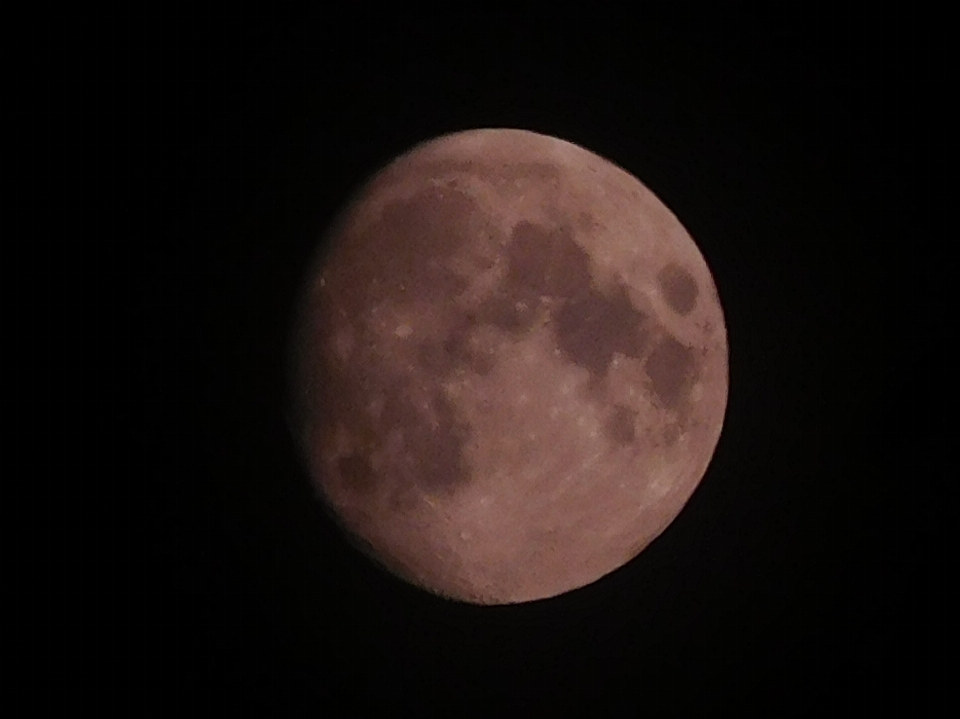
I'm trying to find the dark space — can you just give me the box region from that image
[105,4,883,693]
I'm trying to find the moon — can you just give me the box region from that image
[290,128,728,604]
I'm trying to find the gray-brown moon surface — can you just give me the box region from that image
[291,128,728,604]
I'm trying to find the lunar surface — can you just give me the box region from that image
[290,128,728,604]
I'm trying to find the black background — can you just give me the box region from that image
[102,5,885,690]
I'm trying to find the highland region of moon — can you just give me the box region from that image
[291,128,728,604]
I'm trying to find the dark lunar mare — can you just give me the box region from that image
[657,263,699,316]
[494,220,653,380]
[302,185,490,498]
[644,335,699,408]
[605,404,639,446]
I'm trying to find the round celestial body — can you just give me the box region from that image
[290,128,729,605]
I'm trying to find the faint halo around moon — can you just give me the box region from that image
[290,128,729,605]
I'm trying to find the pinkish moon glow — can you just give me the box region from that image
[291,128,728,604]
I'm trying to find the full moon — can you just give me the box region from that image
[290,128,728,604]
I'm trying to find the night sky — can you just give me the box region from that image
[96,4,887,694]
